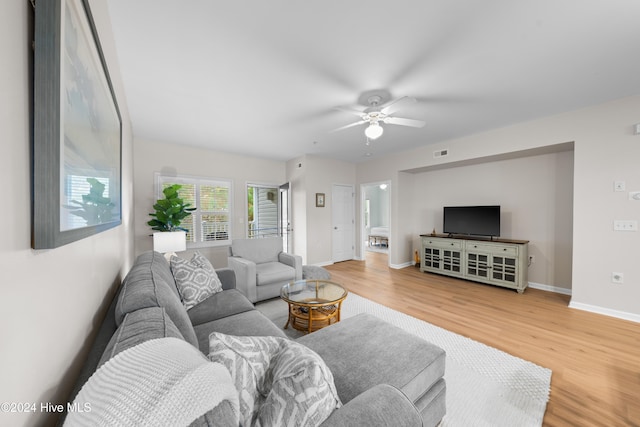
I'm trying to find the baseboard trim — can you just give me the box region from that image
[528,282,572,295]
[569,301,640,324]
[313,261,334,267]
[391,261,413,269]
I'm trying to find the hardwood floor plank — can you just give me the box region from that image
[326,252,640,427]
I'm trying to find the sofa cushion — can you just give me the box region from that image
[256,262,295,286]
[115,251,199,348]
[98,307,184,368]
[170,252,223,310]
[193,310,286,353]
[297,313,446,405]
[231,237,282,264]
[188,289,256,327]
[208,332,341,427]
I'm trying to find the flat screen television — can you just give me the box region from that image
[443,205,500,238]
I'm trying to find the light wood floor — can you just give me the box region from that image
[325,252,640,427]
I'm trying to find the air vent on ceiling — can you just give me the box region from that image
[433,149,449,158]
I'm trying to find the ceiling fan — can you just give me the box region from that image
[332,94,426,140]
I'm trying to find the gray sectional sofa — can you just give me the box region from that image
[60,251,446,426]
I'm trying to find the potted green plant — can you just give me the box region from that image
[148,184,195,254]
[148,184,195,232]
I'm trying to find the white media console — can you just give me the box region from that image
[420,234,529,293]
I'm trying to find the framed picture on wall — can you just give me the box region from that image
[32,0,122,249]
[316,193,325,207]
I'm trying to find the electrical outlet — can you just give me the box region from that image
[612,272,624,284]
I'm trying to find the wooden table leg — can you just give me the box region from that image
[284,303,291,329]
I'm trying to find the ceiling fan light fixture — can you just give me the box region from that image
[365,122,383,140]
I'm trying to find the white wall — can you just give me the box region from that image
[357,95,640,319]
[286,155,356,265]
[133,138,286,267]
[411,150,574,290]
[0,1,134,426]
[364,185,390,228]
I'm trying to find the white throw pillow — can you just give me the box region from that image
[170,252,223,310]
[208,333,341,427]
[66,337,239,427]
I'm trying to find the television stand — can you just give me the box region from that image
[419,234,529,293]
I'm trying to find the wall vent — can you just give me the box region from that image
[433,149,449,158]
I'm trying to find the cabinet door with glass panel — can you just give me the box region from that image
[421,237,463,277]
[465,242,523,290]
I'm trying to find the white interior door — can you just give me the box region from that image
[332,184,355,262]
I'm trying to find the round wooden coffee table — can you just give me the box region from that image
[281,279,348,334]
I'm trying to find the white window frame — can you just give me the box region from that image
[155,173,233,248]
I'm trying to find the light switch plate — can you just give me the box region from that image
[614,220,638,231]
[614,181,626,192]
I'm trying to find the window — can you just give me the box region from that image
[156,174,232,247]
[247,184,278,238]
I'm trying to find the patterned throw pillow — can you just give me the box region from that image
[255,339,342,427]
[208,333,341,427]
[170,252,223,310]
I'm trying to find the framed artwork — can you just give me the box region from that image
[32,0,122,249]
[316,193,325,207]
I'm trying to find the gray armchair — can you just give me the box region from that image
[227,237,302,303]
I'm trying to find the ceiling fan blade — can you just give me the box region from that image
[330,120,367,133]
[380,96,417,115]
[383,117,426,128]
[334,105,367,118]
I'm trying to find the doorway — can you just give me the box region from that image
[361,181,391,265]
[246,182,292,253]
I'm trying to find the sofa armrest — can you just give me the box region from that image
[215,268,236,290]
[227,257,257,302]
[320,384,423,427]
[279,252,303,280]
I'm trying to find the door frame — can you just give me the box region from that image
[278,182,292,253]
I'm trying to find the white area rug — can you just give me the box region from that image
[258,294,551,426]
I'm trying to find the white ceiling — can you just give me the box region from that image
[106,0,640,163]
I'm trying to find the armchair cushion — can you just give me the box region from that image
[231,237,282,264]
[256,262,296,286]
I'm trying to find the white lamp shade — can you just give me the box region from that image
[153,231,186,253]
[365,122,384,140]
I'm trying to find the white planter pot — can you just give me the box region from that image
[152,231,186,253]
